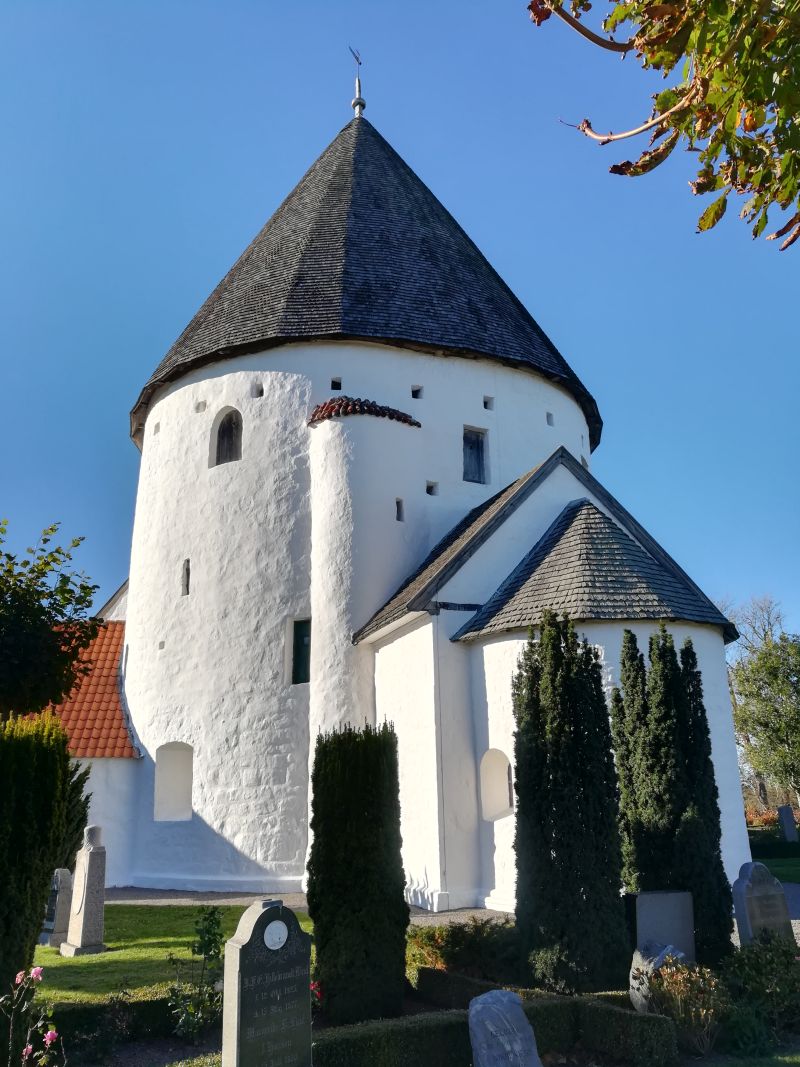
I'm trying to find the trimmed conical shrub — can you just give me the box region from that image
[0,713,70,991]
[513,612,629,993]
[610,630,648,890]
[306,722,409,1024]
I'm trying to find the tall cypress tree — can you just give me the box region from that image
[513,612,629,993]
[674,640,733,963]
[610,630,649,890]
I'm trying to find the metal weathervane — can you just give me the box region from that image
[349,46,365,116]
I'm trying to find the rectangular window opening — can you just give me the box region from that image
[426,481,438,496]
[250,381,264,399]
[463,428,487,484]
[581,455,589,470]
[546,412,554,427]
[194,400,206,414]
[330,377,342,391]
[483,396,494,411]
[153,422,161,435]
[411,385,423,399]
[292,619,311,685]
[395,498,405,522]
[181,558,191,596]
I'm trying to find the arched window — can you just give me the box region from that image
[213,409,242,466]
[154,742,193,821]
[480,749,514,822]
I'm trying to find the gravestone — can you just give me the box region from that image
[635,891,695,960]
[629,941,686,1014]
[222,899,312,1067]
[39,869,72,949]
[468,989,542,1067]
[778,805,798,843]
[732,861,794,945]
[60,826,106,957]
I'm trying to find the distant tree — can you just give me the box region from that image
[732,630,800,806]
[513,612,629,993]
[526,0,800,250]
[0,521,98,721]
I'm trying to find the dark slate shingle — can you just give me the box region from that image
[130,117,601,446]
[454,499,734,640]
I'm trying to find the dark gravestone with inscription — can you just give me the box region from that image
[732,862,795,946]
[222,900,312,1067]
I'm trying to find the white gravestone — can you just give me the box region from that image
[469,989,543,1067]
[778,805,798,843]
[60,826,106,957]
[39,869,73,949]
[635,891,695,961]
[222,899,312,1067]
[732,861,794,946]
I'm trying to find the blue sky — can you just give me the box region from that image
[1,0,797,634]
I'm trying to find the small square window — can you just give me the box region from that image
[411,386,423,399]
[426,481,439,496]
[194,400,206,414]
[251,381,264,399]
[483,396,494,411]
[331,377,342,391]
[463,428,487,484]
[395,499,405,522]
[546,412,554,427]
[292,619,311,685]
[153,422,161,435]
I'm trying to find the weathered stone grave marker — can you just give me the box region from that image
[778,804,798,843]
[222,899,312,1067]
[635,891,696,960]
[733,861,795,945]
[469,989,542,1067]
[629,941,686,1014]
[39,869,72,949]
[60,826,106,957]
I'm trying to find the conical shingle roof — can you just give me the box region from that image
[455,499,735,641]
[131,117,601,445]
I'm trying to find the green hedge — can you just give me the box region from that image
[46,995,175,1063]
[312,996,677,1067]
[748,830,800,859]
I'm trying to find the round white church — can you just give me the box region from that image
[57,101,751,909]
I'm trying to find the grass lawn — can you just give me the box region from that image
[33,905,312,1006]
[763,858,800,883]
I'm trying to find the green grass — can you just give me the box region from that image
[763,858,800,883]
[32,905,312,1006]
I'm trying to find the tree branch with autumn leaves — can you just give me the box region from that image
[528,0,800,250]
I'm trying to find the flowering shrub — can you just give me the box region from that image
[167,906,223,1040]
[648,957,731,1055]
[0,968,66,1067]
[310,980,322,1014]
[745,807,780,828]
[721,933,800,1038]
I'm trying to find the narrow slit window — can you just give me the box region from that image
[214,409,243,466]
[463,428,487,484]
[330,377,342,391]
[153,422,161,435]
[546,412,554,427]
[426,481,438,496]
[251,381,264,399]
[483,396,494,411]
[292,619,311,685]
[507,762,514,810]
[181,559,191,596]
[154,742,193,821]
[395,498,405,521]
[411,386,423,399]
[581,455,589,470]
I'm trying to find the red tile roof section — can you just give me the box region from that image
[308,396,421,428]
[49,622,138,759]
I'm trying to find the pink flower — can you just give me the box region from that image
[21,1045,33,1061]
[29,967,43,982]
[43,1031,58,1048]
[15,971,26,986]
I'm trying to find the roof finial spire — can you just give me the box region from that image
[349,46,365,117]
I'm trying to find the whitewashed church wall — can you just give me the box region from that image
[473,621,750,912]
[308,416,429,735]
[123,368,313,890]
[373,617,450,910]
[79,756,140,887]
[431,612,482,908]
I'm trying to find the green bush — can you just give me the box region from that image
[307,723,409,1025]
[721,933,800,1037]
[748,830,800,859]
[49,993,174,1064]
[0,714,70,990]
[412,966,551,1010]
[578,998,678,1067]
[406,919,520,984]
[312,995,676,1067]
[57,760,91,872]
